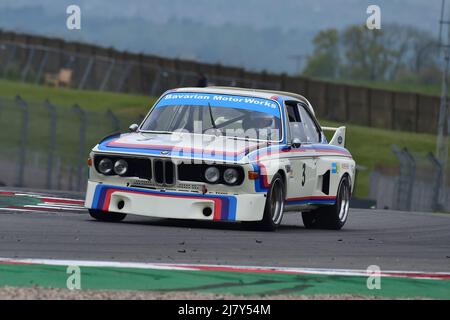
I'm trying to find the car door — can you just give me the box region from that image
[285,102,320,204]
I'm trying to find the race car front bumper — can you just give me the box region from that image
[84,181,266,222]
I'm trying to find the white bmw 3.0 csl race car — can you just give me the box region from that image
[85,87,355,230]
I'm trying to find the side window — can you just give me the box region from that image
[298,104,320,143]
[286,104,299,122]
[286,103,307,142]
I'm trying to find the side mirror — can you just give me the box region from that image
[129,124,139,132]
[291,138,301,149]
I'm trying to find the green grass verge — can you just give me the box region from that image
[0,79,437,197]
[0,263,449,299]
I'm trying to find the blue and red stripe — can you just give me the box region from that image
[286,196,336,206]
[91,185,237,221]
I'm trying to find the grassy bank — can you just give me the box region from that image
[0,79,154,117]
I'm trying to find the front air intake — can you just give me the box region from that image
[153,159,175,185]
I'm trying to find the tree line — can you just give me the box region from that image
[302,24,441,87]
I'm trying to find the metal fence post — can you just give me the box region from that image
[150,68,161,96]
[106,109,120,132]
[391,145,404,210]
[15,95,29,187]
[35,50,49,84]
[73,104,86,191]
[79,57,94,90]
[21,47,35,82]
[55,156,62,190]
[427,152,444,211]
[44,99,57,189]
[2,43,16,77]
[391,145,415,211]
[68,166,74,191]
[402,148,416,211]
[99,59,116,91]
[179,72,186,86]
[115,63,132,92]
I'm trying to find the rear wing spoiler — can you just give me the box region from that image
[322,126,346,147]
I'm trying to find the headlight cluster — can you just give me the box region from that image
[204,166,240,185]
[98,158,128,176]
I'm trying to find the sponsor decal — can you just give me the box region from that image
[331,162,340,174]
[157,92,281,117]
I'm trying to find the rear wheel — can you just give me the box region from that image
[302,175,351,230]
[89,209,127,222]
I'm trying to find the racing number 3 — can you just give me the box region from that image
[301,163,306,187]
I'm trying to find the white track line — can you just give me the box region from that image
[36,204,85,210]
[13,194,84,202]
[0,258,196,271]
[0,190,85,204]
[0,206,85,212]
[24,205,85,211]
[0,208,32,212]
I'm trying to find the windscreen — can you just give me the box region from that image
[141,93,282,141]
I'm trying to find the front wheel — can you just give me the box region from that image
[302,175,351,230]
[89,209,127,222]
[246,173,285,231]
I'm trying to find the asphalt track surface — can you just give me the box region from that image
[1,189,450,273]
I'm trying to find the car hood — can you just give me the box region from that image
[94,132,272,163]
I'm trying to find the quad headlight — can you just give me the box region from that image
[223,168,239,185]
[203,166,242,185]
[98,158,113,174]
[113,159,128,176]
[204,166,220,183]
[97,157,128,176]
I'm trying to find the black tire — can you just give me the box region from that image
[88,209,127,222]
[302,175,351,230]
[245,173,285,231]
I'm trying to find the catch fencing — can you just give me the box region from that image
[0,97,142,191]
[0,30,442,135]
[0,40,279,97]
[369,145,446,212]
